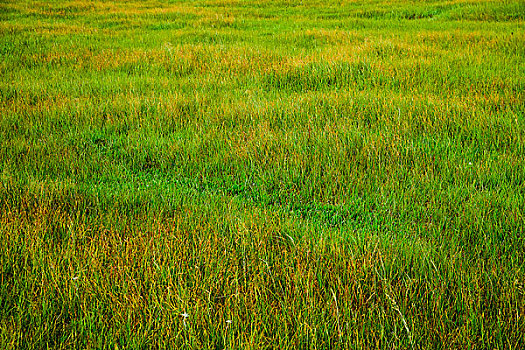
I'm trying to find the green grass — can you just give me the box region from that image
[1,0,524,348]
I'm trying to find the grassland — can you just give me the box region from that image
[1,0,524,348]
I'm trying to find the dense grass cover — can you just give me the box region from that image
[1,0,524,348]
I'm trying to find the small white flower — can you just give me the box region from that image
[468,162,473,165]
[72,276,79,281]
[226,320,232,324]
[181,312,189,327]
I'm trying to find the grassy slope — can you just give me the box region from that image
[1,0,524,348]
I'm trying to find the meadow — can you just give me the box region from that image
[0,0,524,348]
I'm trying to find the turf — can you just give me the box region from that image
[1,0,524,348]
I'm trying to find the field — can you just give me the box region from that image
[1,0,524,348]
